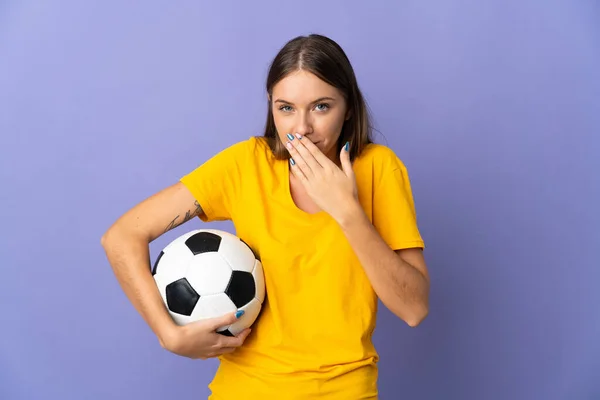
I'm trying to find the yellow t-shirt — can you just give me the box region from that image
[180,136,424,399]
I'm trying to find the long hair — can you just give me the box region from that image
[263,34,373,162]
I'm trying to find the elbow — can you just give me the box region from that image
[406,306,428,327]
[406,281,430,327]
[100,228,114,249]
[387,300,429,327]
[101,225,148,254]
[402,301,429,328]
[101,226,122,250]
[100,231,109,248]
[384,291,430,327]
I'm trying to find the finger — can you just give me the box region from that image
[339,141,353,177]
[293,132,332,168]
[289,157,308,183]
[208,310,245,331]
[287,133,323,170]
[237,327,252,342]
[218,328,252,348]
[215,347,237,356]
[290,157,310,183]
[286,137,314,177]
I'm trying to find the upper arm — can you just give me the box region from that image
[103,182,203,243]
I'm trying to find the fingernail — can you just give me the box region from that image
[290,158,295,166]
[295,133,302,139]
[286,133,294,140]
[235,310,245,318]
[344,141,349,151]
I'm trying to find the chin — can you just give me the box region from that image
[316,142,329,154]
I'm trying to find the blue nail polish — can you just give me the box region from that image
[235,310,245,318]
[344,141,349,151]
[290,158,295,166]
[286,133,294,140]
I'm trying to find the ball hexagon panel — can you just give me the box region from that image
[190,293,237,326]
[151,239,194,277]
[218,234,256,273]
[185,252,232,296]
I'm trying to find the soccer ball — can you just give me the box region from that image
[151,229,265,336]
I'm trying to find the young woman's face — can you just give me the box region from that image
[271,70,350,162]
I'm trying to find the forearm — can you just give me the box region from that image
[101,228,176,344]
[337,201,429,326]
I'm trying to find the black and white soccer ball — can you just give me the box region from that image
[151,229,264,336]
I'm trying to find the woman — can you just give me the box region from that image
[101,33,430,399]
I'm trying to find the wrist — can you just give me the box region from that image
[334,198,366,230]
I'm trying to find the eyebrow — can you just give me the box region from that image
[274,96,336,105]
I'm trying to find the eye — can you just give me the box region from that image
[278,105,293,112]
[315,103,330,111]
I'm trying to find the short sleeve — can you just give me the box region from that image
[372,161,425,250]
[179,140,249,222]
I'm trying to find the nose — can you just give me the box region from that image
[293,111,313,137]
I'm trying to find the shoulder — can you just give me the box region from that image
[352,143,414,191]
[210,136,273,164]
[355,143,407,174]
[181,136,273,192]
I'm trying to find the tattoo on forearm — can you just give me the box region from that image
[164,201,202,233]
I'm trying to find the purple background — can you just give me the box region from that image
[1,1,599,399]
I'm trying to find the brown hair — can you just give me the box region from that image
[262,34,373,162]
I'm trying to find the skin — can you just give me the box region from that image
[272,69,430,326]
